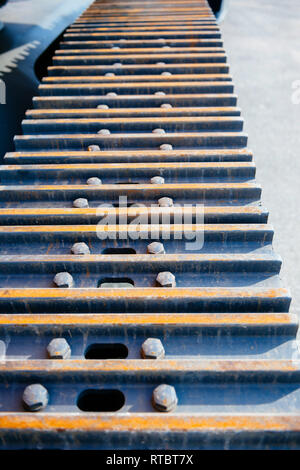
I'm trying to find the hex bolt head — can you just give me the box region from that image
[152,384,178,412]
[53,272,74,288]
[156,271,176,287]
[158,197,174,207]
[97,104,109,109]
[98,128,111,135]
[156,62,166,66]
[105,72,115,77]
[161,103,173,109]
[159,143,173,150]
[71,242,90,255]
[47,338,71,360]
[162,46,171,49]
[73,198,89,208]
[161,72,172,76]
[22,384,49,412]
[155,91,166,96]
[152,128,165,135]
[106,92,117,97]
[111,46,120,49]
[147,241,165,254]
[86,177,102,186]
[141,338,165,359]
[113,62,122,67]
[150,176,165,184]
[88,145,101,151]
[157,38,166,43]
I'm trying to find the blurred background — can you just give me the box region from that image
[0,0,299,311]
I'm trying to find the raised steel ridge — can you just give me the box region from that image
[0,0,298,450]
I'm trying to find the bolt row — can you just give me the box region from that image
[88,143,174,151]
[47,337,165,359]
[97,129,171,136]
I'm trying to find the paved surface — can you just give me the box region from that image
[221,0,300,313]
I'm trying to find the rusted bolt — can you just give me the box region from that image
[156,271,176,287]
[88,145,101,151]
[152,384,178,412]
[161,103,172,109]
[71,242,90,255]
[97,104,109,109]
[53,272,74,288]
[98,129,111,135]
[161,72,172,76]
[86,177,102,185]
[113,62,122,67]
[160,143,173,150]
[141,338,165,359]
[147,241,165,254]
[152,128,165,135]
[155,91,166,96]
[22,384,49,412]
[106,92,117,97]
[150,176,165,184]
[158,197,173,207]
[73,198,89,208]
[47,338,71,359]
[105,72,115,77]
[156,62,166,66]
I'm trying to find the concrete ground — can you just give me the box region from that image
[0,0,299,312]
[221,0,300,313]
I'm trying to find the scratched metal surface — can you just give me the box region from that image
[0,0,298,450]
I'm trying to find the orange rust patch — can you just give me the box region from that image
[0,359,298,373]
[8,149,251,157]
[0,223,269,234]
[0,414,299,432]
[0,313,295,326]
[0,287,290,300]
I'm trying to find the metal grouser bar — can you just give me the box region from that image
[0,0,298,450]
